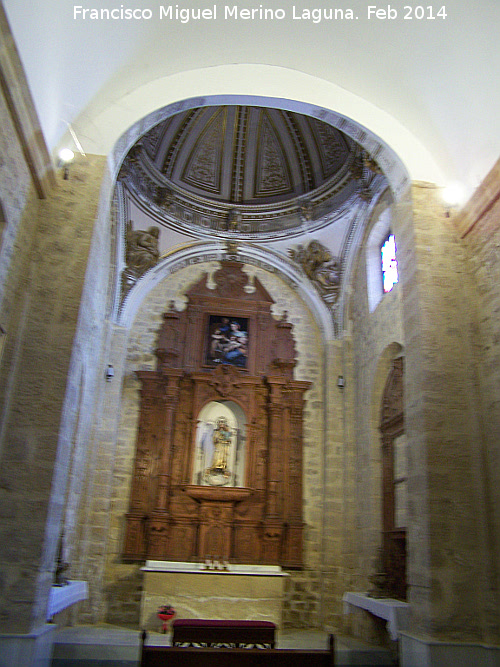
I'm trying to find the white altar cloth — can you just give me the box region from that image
[47,580,88,618]
[342,592,410,640]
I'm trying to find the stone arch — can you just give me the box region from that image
[370,343,406,599]
[117,241,335,340]
[63,65,442,185]
[108,95,412,342]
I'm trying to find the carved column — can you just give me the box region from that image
[154,371,183,512]
[145,371,182,558]
[266,379,286,517]
[124,373,163,559]
[184,305,204,371]
[263,379,286,562]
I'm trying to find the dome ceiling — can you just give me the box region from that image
[118,105,376,239]
[142,105,355,205]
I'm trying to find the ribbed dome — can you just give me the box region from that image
[119,104,375,239]
[141,105,356,206]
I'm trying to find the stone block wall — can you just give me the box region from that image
[0,150,108,633]
[402,183,489,642]
[0,84,36,322]
[453,161,500,643]
[283,569,322,628]
[0,74,42,636]
[320,194,405,635]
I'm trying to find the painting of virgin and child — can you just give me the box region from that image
[206,315,248,368]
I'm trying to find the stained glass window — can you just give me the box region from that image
[381,233,399,293]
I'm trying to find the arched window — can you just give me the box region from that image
[366,202,398,312]
[380,356,407,600]
[381,233,399,293]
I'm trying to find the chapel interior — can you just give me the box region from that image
[0,1,500,665]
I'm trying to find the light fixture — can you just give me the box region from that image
[337,375,345,389]
[58,148,75,180]
[105,364,114,381]
[442,182,466,217]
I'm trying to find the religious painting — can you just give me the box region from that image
[205,315,248,368]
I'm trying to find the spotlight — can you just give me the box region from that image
[58,149,75,180]
[442,183,466,216]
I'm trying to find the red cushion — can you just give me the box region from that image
[172,619,275,629]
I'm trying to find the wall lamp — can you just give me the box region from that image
[58,148,75,180]
[105,364,114,381]
[337,375,345,389]
[442,182,466,217]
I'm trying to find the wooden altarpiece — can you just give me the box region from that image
[123,262,310,568]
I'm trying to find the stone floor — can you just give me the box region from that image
[51,625,398,666]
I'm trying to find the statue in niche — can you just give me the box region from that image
[209,417,232,472]
[288,239,341,305]
[227,208,241,231]
[204,417,233,486]
[298,197,314,222]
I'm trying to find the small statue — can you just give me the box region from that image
[209,417,232,472]
[227,208,241,232]
[298,198,314,222]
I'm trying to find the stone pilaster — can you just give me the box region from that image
[400,183,491,643]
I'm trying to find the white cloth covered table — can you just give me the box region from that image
[342,592,409,640]
[47,580,88,618]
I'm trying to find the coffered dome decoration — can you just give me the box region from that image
[118,105,378,239]
[144,105,354,204]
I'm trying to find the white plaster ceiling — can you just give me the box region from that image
[4,0,500,199]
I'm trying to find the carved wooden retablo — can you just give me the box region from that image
[123,262,310,567]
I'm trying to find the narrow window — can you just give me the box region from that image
[381,233,398,293]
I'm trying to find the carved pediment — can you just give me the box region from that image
[208,364,243,397]
[186,261,274,305]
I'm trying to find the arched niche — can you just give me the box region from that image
[380,356,407,600]
[193,400,247,488]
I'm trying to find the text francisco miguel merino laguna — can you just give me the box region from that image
[73,4,364,23]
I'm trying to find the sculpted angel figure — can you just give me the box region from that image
[289,239,341,304]
[125,222,160,276]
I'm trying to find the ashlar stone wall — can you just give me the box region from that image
[0,151,108,633]
[320,195,405,637]
[453,161,500,643]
